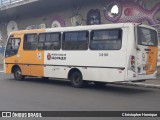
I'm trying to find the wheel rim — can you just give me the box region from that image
[73,75,81,85]
[15,69,22,79]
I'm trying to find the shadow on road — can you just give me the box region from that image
[7,77,154,95]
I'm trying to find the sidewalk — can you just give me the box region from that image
[144,75,160,85]
[112,75,160,89]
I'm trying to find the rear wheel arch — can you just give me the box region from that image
[68,68,86,88]
[68,68,83,80]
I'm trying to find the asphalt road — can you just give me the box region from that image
[0,73,160,120]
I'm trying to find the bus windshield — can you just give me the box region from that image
[137,27,158,46]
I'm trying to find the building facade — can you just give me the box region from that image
[0,0,160,42]
[0,0,160,68]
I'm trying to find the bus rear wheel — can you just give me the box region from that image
[14,67,25,81]
[71,72,85,88]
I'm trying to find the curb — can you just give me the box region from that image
[156,76,160,79]
[0,71,4,73]
[110,82,160,89]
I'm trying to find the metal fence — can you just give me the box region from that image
[0,0,23,6]
[0,0,38,10]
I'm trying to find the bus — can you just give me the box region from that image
[4,23,159,88]
[158,47,160,66]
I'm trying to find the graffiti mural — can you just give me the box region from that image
[7,21,18,36]
[87,9,101,25]
[38,23,46,29]
[26,23,47,30]
[51,16,65,28]
[70,3,84,26]
[103,0,160,25]
[26,25,36,30]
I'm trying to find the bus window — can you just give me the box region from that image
[137,27,158,46]
[38,33,61,50]
[90,29,122,50]
[62,31,89,50]
[38,33,45,50]
[23,34,37,50]
[5,38,20,57]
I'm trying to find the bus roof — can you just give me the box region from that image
[11,29,45,34]
[10,23,155,34]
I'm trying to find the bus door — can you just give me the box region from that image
[23,33,44,77]
[136,27,158,75]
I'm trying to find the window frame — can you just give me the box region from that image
[62,30,89,51]
[137,27,158,46]
[89,28,123,51]
[23,33,38,51]
[38,32,61,51]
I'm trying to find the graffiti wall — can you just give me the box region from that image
[103,0,160,25]
[0,0,159,71]
[1,1,160,29]
[0,0,160,66]
[102,0,160,67]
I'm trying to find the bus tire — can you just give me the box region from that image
[71,72,84,88]
[14,67,25,81]
[94,81,106,87]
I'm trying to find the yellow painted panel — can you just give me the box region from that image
[30,65,44,77]
[5,64,13,74]
[12,29,45,35]
[5,29,45,76]
[21,64,30,76]
[146,46,158,75]
[18,51,44,65]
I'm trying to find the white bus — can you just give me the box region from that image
[4,23,159,87]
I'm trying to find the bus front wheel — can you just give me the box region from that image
[14,67,25,81]
[71,72,85,88]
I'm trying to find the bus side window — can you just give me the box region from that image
[62,31,89,50]
[5,38,21,57]
[38,32,61,50]
[38,33,45,50]
[23,34,37,50]
[90,29,122,50]
[137,27,158,46]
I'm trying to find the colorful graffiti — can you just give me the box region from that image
[7,21,18,36]
[103,0,160,25]
[51,16,65,28]
[25,16,65,30]
[38,23,46,29]
[87,9,101,25]
[26,23,46,30]
[26,25,36,30]
[70,4,84,26]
